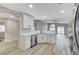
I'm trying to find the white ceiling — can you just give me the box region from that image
[0,3,76,23]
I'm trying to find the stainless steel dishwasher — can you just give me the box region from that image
[30,34,37,48]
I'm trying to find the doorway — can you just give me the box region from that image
[57,26,65,34]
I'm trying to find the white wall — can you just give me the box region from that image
[5,19,20,42]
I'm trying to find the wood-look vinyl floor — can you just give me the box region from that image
[8,43,54,55]
[0,40,18,55]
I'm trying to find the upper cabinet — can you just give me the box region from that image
[23,14,34,29]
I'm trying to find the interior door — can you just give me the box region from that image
[74,5,79,49]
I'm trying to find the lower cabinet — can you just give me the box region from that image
[37,34,47,43]
[19,35,38,50]
[37,34,56,44]
[19,36,31,50]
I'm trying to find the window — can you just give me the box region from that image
[57,26,64,34]
[49,24,55,31]
[0,25,5,32]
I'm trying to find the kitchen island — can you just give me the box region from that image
[19,30,40,50]
[37,30,56,45]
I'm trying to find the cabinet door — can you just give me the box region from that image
[23,15,34,28]
[20,36,31,50]
[25,36,31,49]
[20,36,27,50]
[37,34,47,43]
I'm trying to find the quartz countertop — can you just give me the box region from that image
[42,30,56,34]
[21,30,40,36]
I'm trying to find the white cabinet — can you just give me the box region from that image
[23,15,34,29]
[37,34,48,43]
[19,36,31,50]
[37,34,56,44]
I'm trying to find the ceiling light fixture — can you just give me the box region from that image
[60,10,64,13]
[10,15,14,18]
[29,4,33,8]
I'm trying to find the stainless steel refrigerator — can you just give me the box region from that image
[74,4,79,49]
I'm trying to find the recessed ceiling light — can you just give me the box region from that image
[60,10,64,13]
[10,15,14,18]
[28,4,33,8]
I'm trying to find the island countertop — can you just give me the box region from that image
[21,30,40,36]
